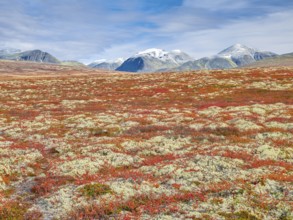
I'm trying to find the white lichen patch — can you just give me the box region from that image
[123,136,191,156]
[189,123,205,131]
[257,144,282,160]
[61,100,87,109]
[0,141,13,148]
[198,106,223,117]
[33,185,85,220]
[0,148,43,175]
[53,158,104,177]
[229,119,263,131]
[265,121,293,130]
[256,132,293,140]
[96,113,119,124]
[249,81,293,91]
[0,176,8,190]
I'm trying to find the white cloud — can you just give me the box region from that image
[160,10,293,58]
[0,0,292,62]
[183,0,248,10]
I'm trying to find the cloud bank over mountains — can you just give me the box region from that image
[0,0,292,62]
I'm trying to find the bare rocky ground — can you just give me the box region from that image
[0,61,292,219]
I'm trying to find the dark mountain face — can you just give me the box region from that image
[231,55,255,66]
[116,57,145,72]
[16,50,60,63]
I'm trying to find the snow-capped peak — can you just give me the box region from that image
[218,44,257,58]
[136,48,168,58]
[114,58,124,63]
[132,48,192,64]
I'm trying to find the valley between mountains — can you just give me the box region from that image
[0,60,292,219]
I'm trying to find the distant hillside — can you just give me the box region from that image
[174,56,238,71]
[61,60,86,67]
[0,59,98,76]
[244,53,293,67]
[88,58,124,70]
[0,49,60,64]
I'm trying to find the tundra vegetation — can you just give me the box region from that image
[0,62,292,219]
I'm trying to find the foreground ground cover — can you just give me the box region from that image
[0,63,292,219]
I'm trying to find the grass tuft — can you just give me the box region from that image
[79,183,112,198]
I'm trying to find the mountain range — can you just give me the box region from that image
[87,44,278,72]
[116,44,278,72]
[0,44,290,72]
[171,44,278,72]
[116,49,193,72]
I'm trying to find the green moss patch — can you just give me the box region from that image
[80,183,112,198]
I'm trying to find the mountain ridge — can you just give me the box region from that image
[171,44,278,71]
[0,44,286,71]
[0,49,60,64]
[116,48,193,72]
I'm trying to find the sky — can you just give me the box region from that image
[0,0,293,63]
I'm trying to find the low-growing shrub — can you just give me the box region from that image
[32,175,75,196]
[0,200,29,220]
[124,125,169,136]
[80,183,112,198]
[89,127,120,137]
[201,127,240,137]
[219,210,260,220]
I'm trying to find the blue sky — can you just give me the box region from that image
[0,0,292,63]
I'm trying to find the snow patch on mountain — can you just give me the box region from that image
[133,48,192,65]
[136,48,168,59]
[218,44,257,58]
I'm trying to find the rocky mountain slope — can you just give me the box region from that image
[0,49,60,64]
[218,44,277,66]
[176,56,238,71]
[61,60,86,67]
[116,48,193,72]
[244,52,293,68]
[88,58,124,70]
[175,44,277,71]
